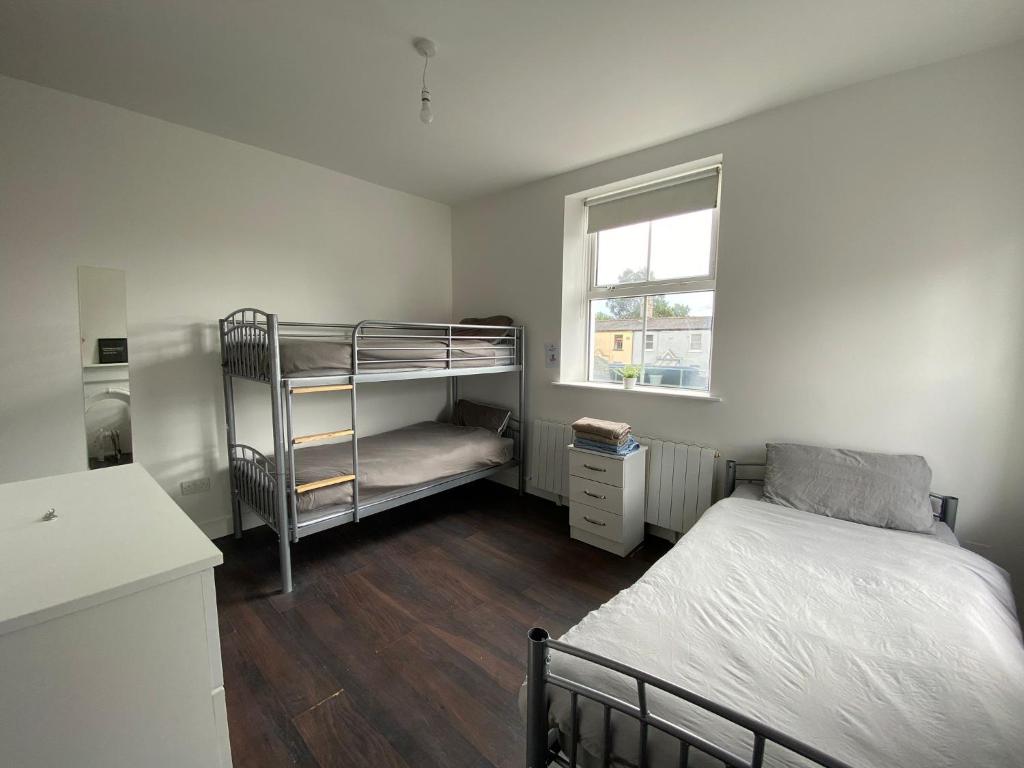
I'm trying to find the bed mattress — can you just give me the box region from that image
[529,495,1024,768]
[288,420,512,519]
[279,337,512,376]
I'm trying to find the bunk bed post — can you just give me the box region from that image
[518,326,527,495]
[219,318,243,539]
[351,325,361,524]
[267,313,293,593]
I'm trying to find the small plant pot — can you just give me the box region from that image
[623,377,637,390]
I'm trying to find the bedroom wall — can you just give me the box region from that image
[0,75,452,537]
[452,42,1024,597]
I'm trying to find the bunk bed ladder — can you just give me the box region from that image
[285,380,360,537]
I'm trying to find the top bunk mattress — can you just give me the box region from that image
[280,336,512,376]
[292,420,512,520]
[530,495,1024,768]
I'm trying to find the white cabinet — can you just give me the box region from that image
[0,464,231,768]
[568,445,647,556]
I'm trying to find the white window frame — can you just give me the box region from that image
[689,333,703,352]
[584,167,721,389]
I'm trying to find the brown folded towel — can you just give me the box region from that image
[571,417,630,441]
[574,431,630,447]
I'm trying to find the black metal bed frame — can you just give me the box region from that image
[526,628,855,768]
[219,307,526,593]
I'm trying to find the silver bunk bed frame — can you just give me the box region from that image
[219,307,526,593]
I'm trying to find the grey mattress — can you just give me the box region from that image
[289,420,512,519]
[280,336,512,376]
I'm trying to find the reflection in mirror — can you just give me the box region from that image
[77,266,132,469]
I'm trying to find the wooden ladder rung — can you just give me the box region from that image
[292,428,354,445]
[290,384,354,394]
[295,474,355,494]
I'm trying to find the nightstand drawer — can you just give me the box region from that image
[569,476,623,515]
[570,503,623,541]
[569,450,624,487]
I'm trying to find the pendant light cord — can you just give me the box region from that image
[421,55,429,92]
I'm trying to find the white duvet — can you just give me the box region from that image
[542,496,1024,767]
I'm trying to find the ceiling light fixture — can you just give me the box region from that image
[414,37,437,125]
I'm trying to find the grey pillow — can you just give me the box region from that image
[453,315,514,337]
[762,443,934,533]
[452,399,512,436]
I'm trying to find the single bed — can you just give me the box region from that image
[526,494,1024,767]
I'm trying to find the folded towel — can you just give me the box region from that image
[573,430,630,448]
[571,417,631,441]
[574,435,640,456]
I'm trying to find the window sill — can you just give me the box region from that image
[552,380,722,402]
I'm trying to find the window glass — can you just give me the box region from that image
[590,298,641,383]
[648,209,713,281]
[595,222,649,286]
[637,292,714,390]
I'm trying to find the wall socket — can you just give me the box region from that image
[181,477,211,496]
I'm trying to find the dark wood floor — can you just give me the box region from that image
[214,484,669,768]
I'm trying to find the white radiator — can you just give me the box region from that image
[529,419,718,534]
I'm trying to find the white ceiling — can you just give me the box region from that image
[2,1,1023,203]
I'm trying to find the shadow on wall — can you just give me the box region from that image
[128,321,229,527]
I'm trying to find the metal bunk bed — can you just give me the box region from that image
[219,308,525,593]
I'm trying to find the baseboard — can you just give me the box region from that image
[197,511,266,541]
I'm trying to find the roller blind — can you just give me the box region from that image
[585,168,720,234]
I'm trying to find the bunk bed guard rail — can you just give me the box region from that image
[525,628,854,768]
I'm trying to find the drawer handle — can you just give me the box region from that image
[583,490,607,500]
[583,516,606,527]
[583,464,607,472]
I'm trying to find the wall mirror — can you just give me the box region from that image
[77,266,132,469]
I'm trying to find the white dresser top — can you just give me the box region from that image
[0,464,222,636]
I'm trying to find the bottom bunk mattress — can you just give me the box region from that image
[289,420,512,519]
[526,495,1024,768]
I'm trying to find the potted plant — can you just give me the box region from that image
[620,364,641,390]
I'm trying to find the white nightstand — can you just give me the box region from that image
[568,444,647,556]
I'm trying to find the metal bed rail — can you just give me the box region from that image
[221,312,521,382]
[228,444,279,533]
[526,628,854,768]
[723,460,959,530]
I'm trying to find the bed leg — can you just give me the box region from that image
[526,627,550,768]
[279,534,293,594]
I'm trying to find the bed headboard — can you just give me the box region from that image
[724,459,958,532]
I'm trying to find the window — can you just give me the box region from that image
[585,165,720,391]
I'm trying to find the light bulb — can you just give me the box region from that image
[420,90,433,124]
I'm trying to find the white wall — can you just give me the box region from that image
[0,75,452,537]
[77,266,127,366]
[452,42,1024,595]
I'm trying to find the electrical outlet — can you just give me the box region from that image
[181,477,211,496]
